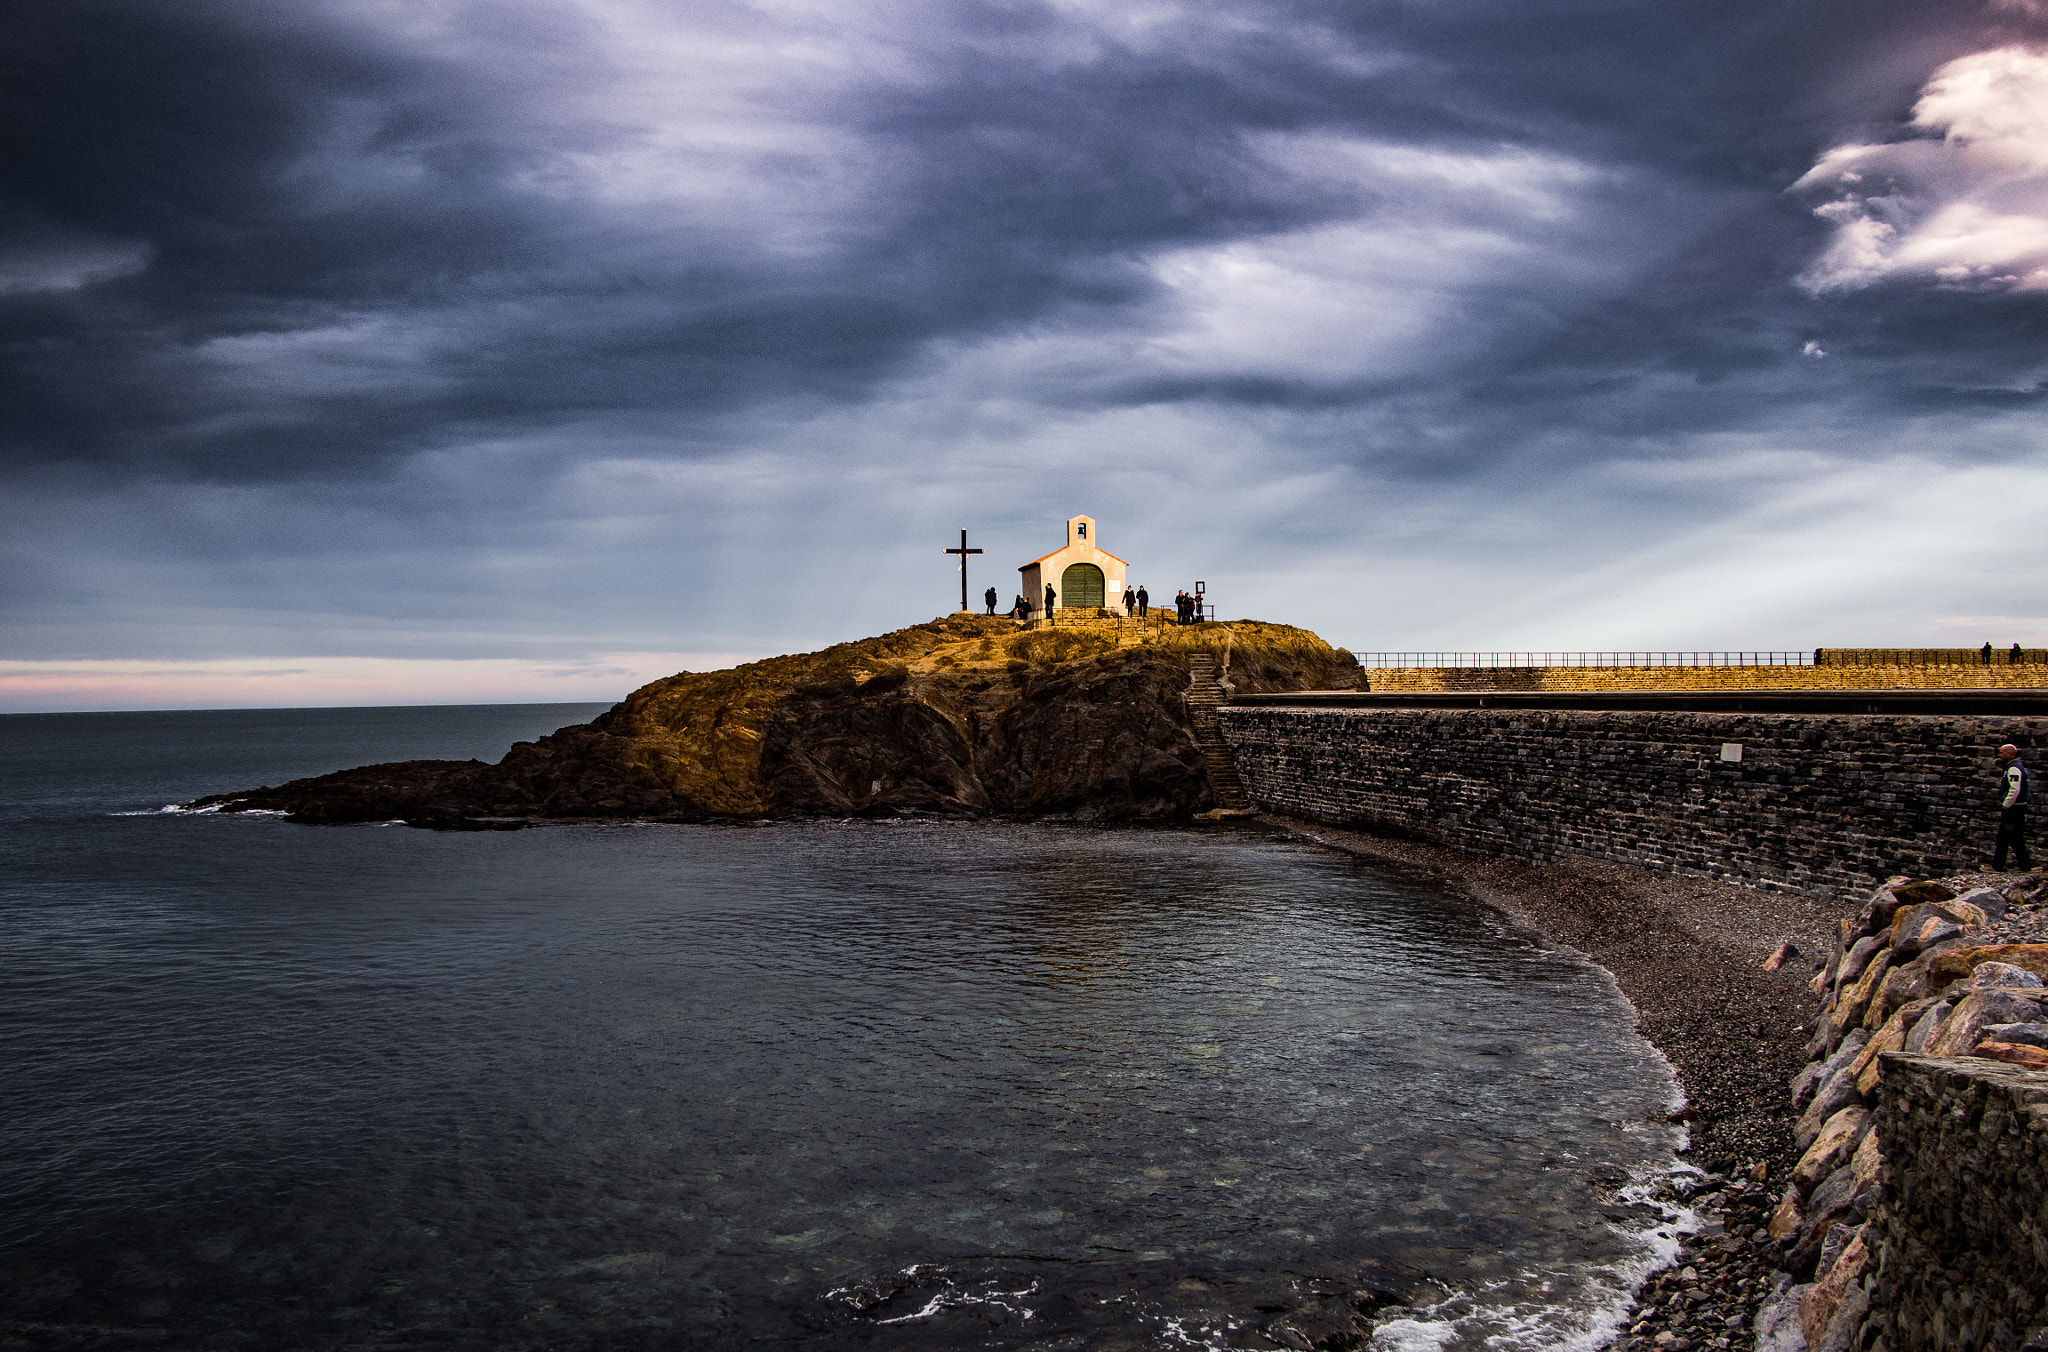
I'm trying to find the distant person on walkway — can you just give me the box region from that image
[2014,643,2026,666]
[984,586,998,615]
[1994,743,2032,870]
[1136,586,1148,618]
[1045,583,1057,619]
[1123,585,1136,615]
[1983,641,1995,665]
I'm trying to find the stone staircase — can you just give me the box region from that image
[1185,653,1250,811]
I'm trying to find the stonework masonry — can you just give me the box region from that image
[1215,706,2048,896]
[1872,1054,2048,1352]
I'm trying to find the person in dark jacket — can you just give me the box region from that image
[1122,585,1136,615]
[1136,586,1148,618]
[1044,583,1057,619]
[1983,641,1995,665]
[984,586,998,614]
[1994,743,2032,870]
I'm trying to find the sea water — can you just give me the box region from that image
[0,705,1691,1350]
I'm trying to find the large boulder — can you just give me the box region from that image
[1802,1223,1871,1349]
[1796,1037,1872,1152]
[1903,1000,1952,1054]
[1836,933,1888,990]
[1949,886,2011,922]
[1981,1021,2048,1049]
[1923,990,2048,1057]
[1927,943,2048,988]
[1957,960,2045,992]
[1794,1029,1873,1112]
[1792,1107,1872,1195]
[1888,899,1989,957]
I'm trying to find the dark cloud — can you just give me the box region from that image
[5,0,2048,695]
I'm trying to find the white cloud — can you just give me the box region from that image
[1796,45,2048,292]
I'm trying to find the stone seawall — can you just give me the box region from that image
[1216,706,2045,896]
[1872,1056,2048,1352]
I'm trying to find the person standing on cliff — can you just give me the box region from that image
[1983,641,1995,665]
[1994,743,2032,870]
[1136,586,1148,618]
[984,586,998,615]
[1044,583,1057,621]
[1123,584,1135,615]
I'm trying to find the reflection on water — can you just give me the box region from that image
[0,708,1686,1350]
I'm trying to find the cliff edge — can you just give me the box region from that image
[191,615,1359,825]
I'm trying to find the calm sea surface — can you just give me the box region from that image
[0,705,1690,1351]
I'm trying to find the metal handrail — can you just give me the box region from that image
[1353,652,1813,669]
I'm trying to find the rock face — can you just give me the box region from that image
[191,615,1362,825]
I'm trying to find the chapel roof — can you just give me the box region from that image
[1027,545,1129,566]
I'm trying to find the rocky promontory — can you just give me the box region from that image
[192,615,1360,826]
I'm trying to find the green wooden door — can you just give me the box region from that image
[1060,563,1104,609]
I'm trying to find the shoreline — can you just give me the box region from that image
[1248,814,1848,1349]
[1249,814,1838,1180]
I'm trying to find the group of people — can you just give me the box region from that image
[988,583,1206,622]
[1981,642,2030,665]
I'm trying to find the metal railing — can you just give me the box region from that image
[1354,652,1812,669]
[1815,648,2044,667]
[1014,604,1216,630]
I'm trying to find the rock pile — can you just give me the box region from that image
[1755,871,2048,1352]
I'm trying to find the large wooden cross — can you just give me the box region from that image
[944,528,983,612]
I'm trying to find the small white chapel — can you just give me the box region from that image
[1018,515,1129,615]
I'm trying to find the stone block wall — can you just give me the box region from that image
[1364,665,2048,694]
[1872,1054,2048,1352]
[1216,706,2046,895]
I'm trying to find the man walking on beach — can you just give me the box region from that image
[1994,742,2032,870]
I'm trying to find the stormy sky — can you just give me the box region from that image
[7,0,2048,710]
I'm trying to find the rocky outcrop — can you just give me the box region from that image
[191,615,1361,826]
